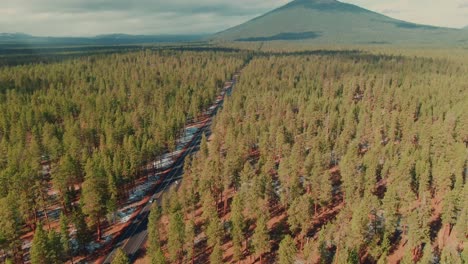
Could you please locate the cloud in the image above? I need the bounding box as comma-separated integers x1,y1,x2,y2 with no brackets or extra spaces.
0,0,289,36
342,0,468,28
381,9,401,15
0,0,466,36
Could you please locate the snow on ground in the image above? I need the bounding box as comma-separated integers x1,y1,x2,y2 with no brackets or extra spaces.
22,240,32,251
117,207,137,224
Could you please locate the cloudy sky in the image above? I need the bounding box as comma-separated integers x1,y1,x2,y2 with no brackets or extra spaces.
0,0,467,36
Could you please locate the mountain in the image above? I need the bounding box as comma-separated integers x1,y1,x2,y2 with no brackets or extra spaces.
0,33,206,46
214,0,468,45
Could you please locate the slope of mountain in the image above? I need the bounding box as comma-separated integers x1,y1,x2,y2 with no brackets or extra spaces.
214,0,467,45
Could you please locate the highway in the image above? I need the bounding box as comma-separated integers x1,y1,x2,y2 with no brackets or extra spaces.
101,74,238,264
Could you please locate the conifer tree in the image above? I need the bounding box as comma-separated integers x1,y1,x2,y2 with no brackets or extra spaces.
148,204,162,264
231,194,246,262
167,208,185,263
278,235,297,264
30,222,49,264
59,212,71,262
252,214,270,263
210,241,223,264
185,218,196,264
112,248,130,264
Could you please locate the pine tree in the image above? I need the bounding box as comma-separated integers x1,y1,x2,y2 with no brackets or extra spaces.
81,155,108,241
287,194,313,249
30,222,50,264
167,208,185,263
419,244,435,264
185,218,196,264
210,241,223,264
112,248,130,264
200,133,209,158
278,235,297,264
47,230,63,264
252,214,270,263
148,204,162,262
230,194,246,262
152,247,166,264
0,195,21,255
59,212,71,262
206,212,223,249
72,207,90,253
202,193,223,248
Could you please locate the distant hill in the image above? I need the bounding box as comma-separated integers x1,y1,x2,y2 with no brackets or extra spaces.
214,0,468,46
0,33,206,46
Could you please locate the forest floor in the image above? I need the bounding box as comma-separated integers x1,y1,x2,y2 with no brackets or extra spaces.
133,166,345,264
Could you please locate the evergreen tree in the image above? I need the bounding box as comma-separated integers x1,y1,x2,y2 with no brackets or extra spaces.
112,248,130,264
47,230,63,264
278,235,297,264
252,214,270,263
210,241,223,264
185,218,196,264
167,208,185,263
30,222,49,264
59,212,71,262
148,204,162,263
72,207,90,253
151,247,166,264
287,194,313,249
81,156,108,241
230,194,246,262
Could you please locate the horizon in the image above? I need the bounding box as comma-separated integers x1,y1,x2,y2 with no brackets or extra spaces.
0,0,467,37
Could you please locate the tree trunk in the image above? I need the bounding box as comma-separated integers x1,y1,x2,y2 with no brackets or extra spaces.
96,219,101,241
43,205,51,231
333,246,340,264
223,193,228,216
191,248,194,264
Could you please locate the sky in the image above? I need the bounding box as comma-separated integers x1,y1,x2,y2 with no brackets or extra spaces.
0,0,467,36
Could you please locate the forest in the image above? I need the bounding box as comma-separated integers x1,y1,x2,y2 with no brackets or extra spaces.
0,48,466,264
145,51,467,264
0,49,245,263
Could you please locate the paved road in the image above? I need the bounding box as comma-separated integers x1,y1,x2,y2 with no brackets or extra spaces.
102,76,237,264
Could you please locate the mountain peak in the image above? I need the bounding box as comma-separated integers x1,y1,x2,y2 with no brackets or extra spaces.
293,0,338,3
281,0,366,13
214,0,464,45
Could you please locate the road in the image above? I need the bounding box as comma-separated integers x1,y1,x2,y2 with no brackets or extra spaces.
101,74,238,264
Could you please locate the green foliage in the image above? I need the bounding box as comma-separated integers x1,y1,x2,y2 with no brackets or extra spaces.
72,207,90,253
252,214,270,260
287,194,313,240
208,241,222,264
278,235,297,264
0,49,244,254
167,208,185,262
148,204,163,263
178,51,468,263
111,248,130,264
151,247,166,264
30,223,49,264
59,213,71,261
347,248,359,264
230,194,246,262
